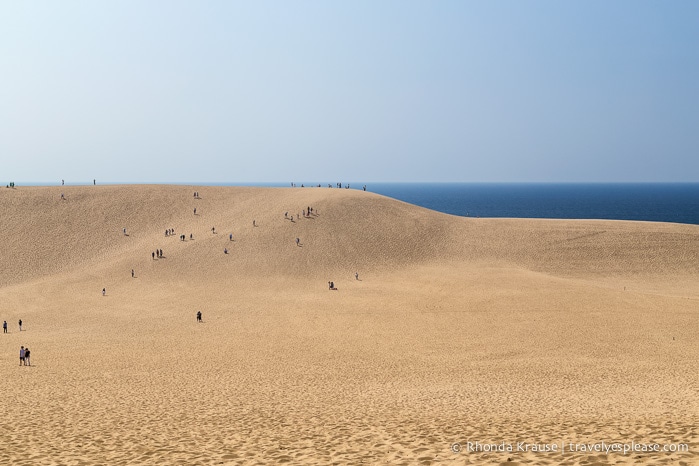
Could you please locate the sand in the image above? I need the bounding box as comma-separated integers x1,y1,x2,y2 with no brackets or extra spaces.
0,185,697,465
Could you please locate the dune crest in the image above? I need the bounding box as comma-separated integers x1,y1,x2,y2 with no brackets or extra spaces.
2,186,698,286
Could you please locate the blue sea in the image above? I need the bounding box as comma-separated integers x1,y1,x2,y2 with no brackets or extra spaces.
365,183,699,226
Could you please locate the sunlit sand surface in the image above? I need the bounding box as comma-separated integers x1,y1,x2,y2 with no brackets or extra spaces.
1,185,697,465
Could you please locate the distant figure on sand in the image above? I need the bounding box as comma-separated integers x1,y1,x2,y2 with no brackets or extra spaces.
131,269,135,278
2,320,6,333
19,346,25,366
60,193,65,200
197,311,202,323
296,237,300,246
18,319,22,331
152,251,155,260
355,272,359,280
253,220,256,227
24,347,30,366
212,227,216,234
194,208,197,215
224,248,228,254
229,233,233,241
102,288,106,296
123,227,127,235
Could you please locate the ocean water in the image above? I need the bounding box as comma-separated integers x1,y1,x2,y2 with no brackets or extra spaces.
366,183,699,226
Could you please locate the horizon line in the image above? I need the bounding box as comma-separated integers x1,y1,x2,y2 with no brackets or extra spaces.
6,181,699,187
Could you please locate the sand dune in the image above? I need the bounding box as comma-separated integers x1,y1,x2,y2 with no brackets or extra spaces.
0,185,697,465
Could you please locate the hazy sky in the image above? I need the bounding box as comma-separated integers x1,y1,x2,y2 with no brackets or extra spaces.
1,1,697,183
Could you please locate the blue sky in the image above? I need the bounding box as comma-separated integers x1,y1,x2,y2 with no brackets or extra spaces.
1,1,697,183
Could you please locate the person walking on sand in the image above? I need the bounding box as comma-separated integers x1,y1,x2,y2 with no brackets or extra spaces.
102,288,106,296
197,311,202,323
131,269,135,278
123,227,127,235
18,319,22,331
296,237,300,246
152,251,155,260
3,321,7,333
355,272,359,280
19,346,25,366
194,208,197,215
24,348,30,366
229,233,233,241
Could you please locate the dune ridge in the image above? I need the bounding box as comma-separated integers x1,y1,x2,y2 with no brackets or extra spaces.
0,185,697,465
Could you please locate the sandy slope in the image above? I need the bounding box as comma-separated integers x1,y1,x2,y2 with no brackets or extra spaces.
0,185,697,465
